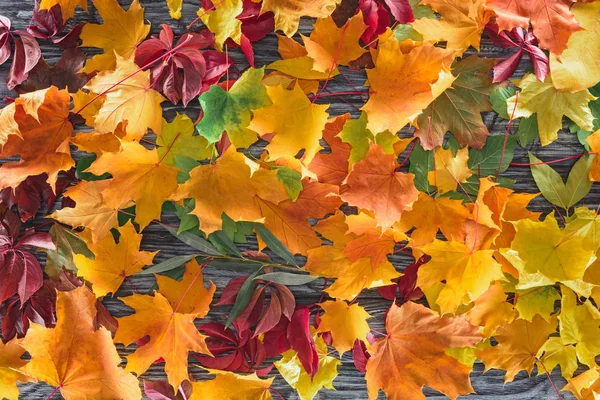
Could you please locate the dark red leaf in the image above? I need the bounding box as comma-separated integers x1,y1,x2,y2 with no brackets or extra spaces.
359,0,391,46
263,317,290,358
234,286,266,332
217,275,249,305
6,31,41,90
253,290,282,337
287,306,319,378
352,339,370,372
274,283,295,321
144,380,192,400
382,0,413,23
94,299,118,334
239,33,254,67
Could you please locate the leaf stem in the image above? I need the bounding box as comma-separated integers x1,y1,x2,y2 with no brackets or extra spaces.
44,386,61,400
312,22,350,103
536,357,563,400
173,257,213,314
509,152,595,167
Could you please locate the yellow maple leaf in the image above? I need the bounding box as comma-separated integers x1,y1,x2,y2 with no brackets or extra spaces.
587,130,600,182
39,0,87,20
157,113,214,167
366,301,482,400
274,331,341,400
0,340,35,400
563,367,600,399
23,287,141,399
412,0,492,54
85,141,181,230
563,207,600,251
199,0,243,49
79,0,150,72
171,147,288,234
427,146,474,193
84,55,165,140
49,180,123,243
304,13,367,72
419,239,504,314
466,281,515,337
261,0,341,37
362,38,455,134
190,370,274,400
507,73,594,145
114,292,211,390
166,0,183,19
74,222,156,297
248,84,329,165
477,315,557,382
549,2,600,92
316,299,371,355
155,257,216,316
540,336,578,380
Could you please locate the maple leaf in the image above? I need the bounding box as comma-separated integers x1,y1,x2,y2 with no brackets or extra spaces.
199,0,243,49
477,315,557,382
49,180,121,243
365,301,482,400
398,192,471,247
275,330,341,400
23,286,141,399
197,67,271,147
341,144,418,230
588,130,600,182
304,13,367,72
0,340,35,400
157,113,214,167
155,257,216,316
190,370,274,400
361,38,455,135
79,0,150,72
549,2,600,92
466,281,515,337
171,147,288,234
507,74,594,146
485,0,581,54
308,114,351,185
316,299,371,355
84,55,166,141
248,83,329,165
85,141,181,230
114,292,212,390
412,0,492,54
261,0,341,37
419,239,503,314
540,336,578,380
39,0,87,20
0,86,73,191
74,222,156,297
415,56,498,150
563,207,600,251
427,146,474,193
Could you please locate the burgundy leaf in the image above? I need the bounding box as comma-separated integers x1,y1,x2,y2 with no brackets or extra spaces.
239,33,254,67
287,306,319,378
253,290,282,337
17,252,44,303
144,380,192,400
382,0,414,23
94,299,118,334
7,31,41,90
217,275,249,305
274,283,295,321
234,286,266,332
359,0,391,46
16,230,55,250
263,317,290,358
352,339,370,372
492,50,523,83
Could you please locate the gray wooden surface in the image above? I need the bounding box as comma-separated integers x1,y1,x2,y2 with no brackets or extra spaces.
0,0,590,398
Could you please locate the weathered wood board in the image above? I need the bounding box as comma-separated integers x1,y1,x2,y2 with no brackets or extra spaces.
0,0,590,398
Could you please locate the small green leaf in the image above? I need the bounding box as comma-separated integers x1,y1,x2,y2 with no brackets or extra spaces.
138,254,194,275
529,153,569,209
393,24,423,41
226,269,262,328
276,166,303,201
468,135,517,176
165,226,220,256
409,141,435,194
209,230,243,257
255,272,317,285
338,111,372,165
564,155,594,208
517,115,539,147
117,205,136,226
254,223,298,267
76,155,111,181
490,86,516,119
174,155,200,183
174,199,199,234
44,224,94,278
208,258,264,272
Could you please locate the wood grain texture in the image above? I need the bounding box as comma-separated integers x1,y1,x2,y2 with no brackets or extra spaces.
0,0,589,398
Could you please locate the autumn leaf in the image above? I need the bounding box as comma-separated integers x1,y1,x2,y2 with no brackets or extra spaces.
0,86,73,191
342,144,418,229
362,38,455,135
39,0,87,20
171,147,288,234
74,222,156,297
197,67,270,147
158,113,214,167
427,146,474,193
507,74,594,145
190,370,274,400
316,299,371,355
308,114,352,185
199,0,243,49
412,0,492,54
275,330,341,400
79,0,150,72
549,2,600,92
83,55,166,141
366,301,482,400
477,315,557,382
114,292,211,390
415,56,498,150
85,141,181,230
248,83,329,165
155,257,216,316
466,281,515,337
23,286,141,399
261,0,341,37
0,340,35,400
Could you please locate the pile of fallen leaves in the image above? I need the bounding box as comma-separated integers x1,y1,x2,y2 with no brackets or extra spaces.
1,0,600,398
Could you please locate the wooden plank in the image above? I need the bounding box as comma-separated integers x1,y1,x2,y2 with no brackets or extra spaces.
0,0,587,398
